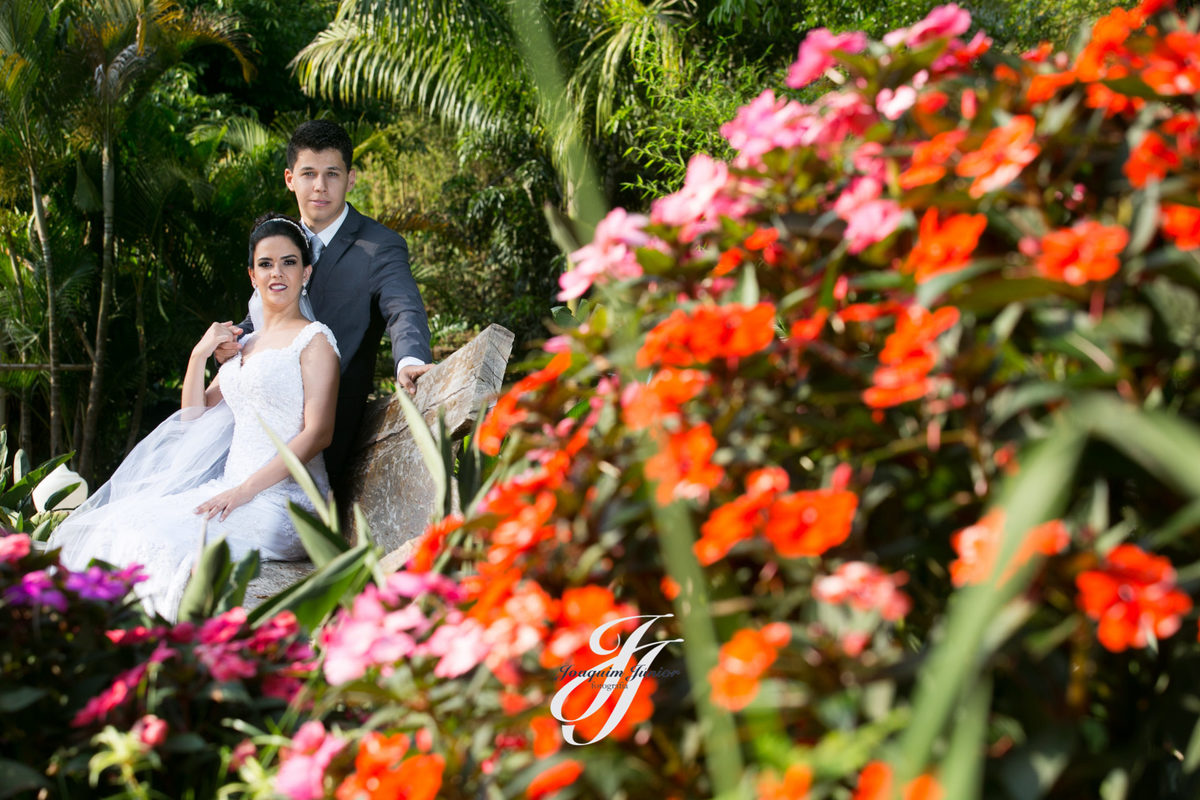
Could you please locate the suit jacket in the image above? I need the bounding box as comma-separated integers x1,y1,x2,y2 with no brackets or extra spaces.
242,203,431,481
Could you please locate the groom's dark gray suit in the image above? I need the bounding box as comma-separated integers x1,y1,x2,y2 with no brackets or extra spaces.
242,203,431,481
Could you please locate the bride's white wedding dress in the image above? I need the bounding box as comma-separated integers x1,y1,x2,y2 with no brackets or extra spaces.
51,321,339,621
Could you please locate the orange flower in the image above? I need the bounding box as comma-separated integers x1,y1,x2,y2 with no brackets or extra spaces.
757,763,814,800
955,115,1040,197
542,586,636,668
950,510,1070,587
899,130,966,189
407,514,463,572
1035,220,1128,285
530,716,562,757
1143,30,1200,96
1162,204,1200,250
477,352,573,455
695,467,789,564
1076,544,1193,652
637,303,777,368
337,734,445,800
621,368,709,431
745,226,780,250
1026,70,1076,103
863,306,959,408
765,489,857,558
852,762,944,800
903,209,987,282
1124,131,1180,188
714,248,745,276
644,423,725,505
527,759,585,799
708,625,790,711
1077,8,1141,82
880,306,960,364
555,669,657,742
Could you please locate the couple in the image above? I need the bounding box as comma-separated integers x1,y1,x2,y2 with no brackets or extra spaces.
50,121,432,621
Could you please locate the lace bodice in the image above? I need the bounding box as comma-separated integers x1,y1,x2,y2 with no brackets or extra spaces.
219,321,340,495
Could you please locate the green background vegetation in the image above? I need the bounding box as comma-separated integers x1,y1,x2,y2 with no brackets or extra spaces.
0,0,1124,484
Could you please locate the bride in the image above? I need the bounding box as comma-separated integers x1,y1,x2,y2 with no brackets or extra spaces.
50,213,340,621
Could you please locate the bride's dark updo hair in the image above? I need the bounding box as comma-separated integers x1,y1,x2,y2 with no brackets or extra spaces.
248,212,312,267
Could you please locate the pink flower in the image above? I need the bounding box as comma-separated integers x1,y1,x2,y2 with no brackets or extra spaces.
198,607,247,645
0,533,31,564
423,615,489,678
132,714,168,749
876,86,918,120
560,208,650,301
262,673,304,702
195,644,258,683
884,4,972,48
72,663,148,727
720,91,808,163
787,28,868,88
246,610,299,653
230,739,256,771
320,588,425,684
813,562,912,621
385,570,463,603
833,177,883,217
843,200,905,254
651,154,749,241
276,721,345,800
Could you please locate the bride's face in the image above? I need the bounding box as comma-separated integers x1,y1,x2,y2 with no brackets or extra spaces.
249,235,311,312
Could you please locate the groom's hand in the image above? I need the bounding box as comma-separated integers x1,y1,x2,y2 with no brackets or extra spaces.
397,363,433,396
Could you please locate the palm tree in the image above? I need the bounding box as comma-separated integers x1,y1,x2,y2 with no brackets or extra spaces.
0,0,72,456
291,0,691,226
69,0,253,479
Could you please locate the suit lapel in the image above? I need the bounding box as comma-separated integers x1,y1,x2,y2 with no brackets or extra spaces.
310,204,362,289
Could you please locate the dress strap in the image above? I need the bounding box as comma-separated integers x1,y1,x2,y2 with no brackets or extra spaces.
291,321,341,360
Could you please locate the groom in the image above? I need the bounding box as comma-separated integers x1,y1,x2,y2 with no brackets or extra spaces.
217,120,432,483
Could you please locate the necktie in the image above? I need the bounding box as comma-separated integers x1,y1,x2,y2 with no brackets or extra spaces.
309,234,324,264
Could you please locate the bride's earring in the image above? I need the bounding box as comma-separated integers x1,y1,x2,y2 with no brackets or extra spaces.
302,282,309,297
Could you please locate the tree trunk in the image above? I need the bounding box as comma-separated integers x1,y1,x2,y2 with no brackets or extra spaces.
18,387,32,457
79,131,116,480
27,167,61,456
124,275,147,456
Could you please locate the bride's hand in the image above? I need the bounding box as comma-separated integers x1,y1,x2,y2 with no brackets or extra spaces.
195,484,252,522
193,322,241,361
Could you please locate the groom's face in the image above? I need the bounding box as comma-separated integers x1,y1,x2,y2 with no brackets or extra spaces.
284,148,357,234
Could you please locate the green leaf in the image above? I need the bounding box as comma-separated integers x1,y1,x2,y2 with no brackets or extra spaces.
177,532,232,623
219,550,261,613
1127,180,1160,258
0,453,70,510
439,410,456,519
737,262,759,307
997,728,1074,799
287,503,348,568
259,414,332,527
0,686,47,712
246,542,373,631
0,759,48,797
395,388,448,518
41,482,80,512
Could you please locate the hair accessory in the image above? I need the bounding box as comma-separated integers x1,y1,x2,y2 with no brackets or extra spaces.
253,215,307,240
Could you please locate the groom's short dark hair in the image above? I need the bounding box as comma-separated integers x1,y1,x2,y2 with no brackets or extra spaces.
287,120,354,172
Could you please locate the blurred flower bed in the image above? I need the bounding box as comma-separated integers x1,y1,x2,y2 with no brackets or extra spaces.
7,1,1200,797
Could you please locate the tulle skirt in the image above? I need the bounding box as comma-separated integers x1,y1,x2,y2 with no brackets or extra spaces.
49,402,307,621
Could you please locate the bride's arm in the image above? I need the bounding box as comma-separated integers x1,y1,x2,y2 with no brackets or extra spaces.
195,333,339,521
183,322,238,410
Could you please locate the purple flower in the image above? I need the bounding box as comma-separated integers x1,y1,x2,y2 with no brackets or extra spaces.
65,565,144,603
6,570,67,613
